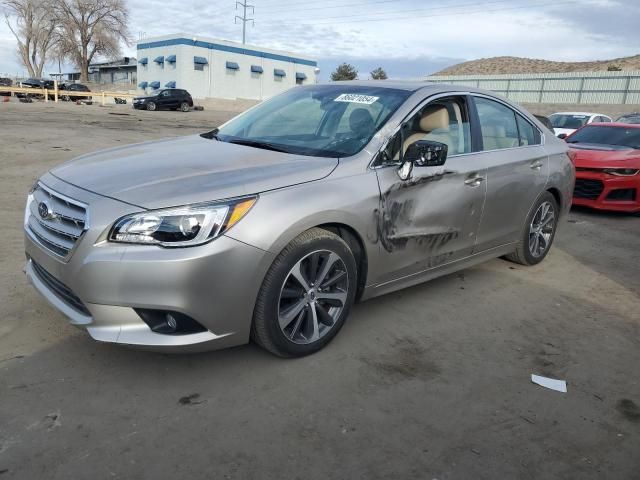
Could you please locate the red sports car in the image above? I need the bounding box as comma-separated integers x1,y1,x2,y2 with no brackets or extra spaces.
565,123,640,212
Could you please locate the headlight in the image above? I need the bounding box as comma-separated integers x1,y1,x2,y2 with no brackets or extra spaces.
602,168,639,176
108,197,256,247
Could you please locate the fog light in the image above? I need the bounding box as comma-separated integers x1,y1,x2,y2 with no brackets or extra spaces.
135,309,207,335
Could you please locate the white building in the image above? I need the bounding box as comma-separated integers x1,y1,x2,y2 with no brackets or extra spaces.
136,34,318,100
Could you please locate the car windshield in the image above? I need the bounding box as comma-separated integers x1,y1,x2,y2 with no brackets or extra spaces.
567,125,640,149
549,114,590,129
617,115,640,124
215,85,411,157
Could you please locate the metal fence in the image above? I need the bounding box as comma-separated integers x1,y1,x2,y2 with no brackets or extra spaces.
424,70,640,104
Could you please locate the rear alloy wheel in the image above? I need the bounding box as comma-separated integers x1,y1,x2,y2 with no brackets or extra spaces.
505,191,558,266
62,95,70,101
146,101,156,111
180,102,190,112
252,228,357,357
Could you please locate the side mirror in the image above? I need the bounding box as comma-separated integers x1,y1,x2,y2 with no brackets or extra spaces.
557,133,568,140
397,140,448,181
405,140,448,167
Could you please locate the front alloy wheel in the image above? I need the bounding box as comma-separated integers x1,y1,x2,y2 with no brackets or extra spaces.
146,101,156,111
252,228,357,357
278,250,349,344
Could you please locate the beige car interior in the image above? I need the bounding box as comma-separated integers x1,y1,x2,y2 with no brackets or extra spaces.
396,101,468,160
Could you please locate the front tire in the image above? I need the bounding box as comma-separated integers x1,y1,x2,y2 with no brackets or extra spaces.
505,191,559,266
146,101,156,111
252,228,357,357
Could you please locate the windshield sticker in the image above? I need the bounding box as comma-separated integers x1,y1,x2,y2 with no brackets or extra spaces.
334,93,379,105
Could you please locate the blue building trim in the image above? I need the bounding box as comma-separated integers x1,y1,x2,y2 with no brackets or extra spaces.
165,81,176,88
226,61,240,70
138,57,148,65
251,65,263,73
138,38,317,67
149,81,160,89
274,69,286,77
154,56,164,64
193,56,208,65
165,55,176,63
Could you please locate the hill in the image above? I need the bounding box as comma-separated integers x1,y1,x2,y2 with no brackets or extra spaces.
434,55,640,76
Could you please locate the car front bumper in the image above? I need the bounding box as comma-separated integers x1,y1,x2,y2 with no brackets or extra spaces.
24,174,275,352
573,170,640,213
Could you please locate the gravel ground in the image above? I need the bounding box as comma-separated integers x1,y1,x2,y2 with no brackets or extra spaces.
1,100,639,480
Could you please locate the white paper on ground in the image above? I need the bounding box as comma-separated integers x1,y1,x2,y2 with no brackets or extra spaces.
531,374,567,393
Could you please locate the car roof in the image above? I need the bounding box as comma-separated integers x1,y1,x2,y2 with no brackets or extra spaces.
551,112,607,116
588,122,640,129
318,80,518,97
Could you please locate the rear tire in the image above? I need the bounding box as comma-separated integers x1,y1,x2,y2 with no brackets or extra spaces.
252,228,357,357
146,101,156,111
505,191,559,266
180,102,190,112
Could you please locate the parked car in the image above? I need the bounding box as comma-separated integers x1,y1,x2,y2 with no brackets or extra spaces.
549,112,612,138
133,88,193,111
59,83,92,101
0,77,12,96
534,114,554,131
16,78,55,99
616,112,640,125
566,122,640,212
24,82,574,356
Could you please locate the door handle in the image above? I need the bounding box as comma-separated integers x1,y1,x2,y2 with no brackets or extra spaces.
464,175,485,187
530,160,544,170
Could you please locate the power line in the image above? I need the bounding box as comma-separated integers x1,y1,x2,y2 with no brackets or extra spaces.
235,1,255,44
258,0,578,26
260,0,518,18
262,0,408,14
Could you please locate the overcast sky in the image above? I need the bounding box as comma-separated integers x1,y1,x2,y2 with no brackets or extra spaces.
1,0,639,79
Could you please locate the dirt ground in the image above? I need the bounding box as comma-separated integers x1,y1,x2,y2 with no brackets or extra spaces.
0,100,639,480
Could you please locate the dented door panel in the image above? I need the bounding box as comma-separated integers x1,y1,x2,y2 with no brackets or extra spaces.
371,157,486,285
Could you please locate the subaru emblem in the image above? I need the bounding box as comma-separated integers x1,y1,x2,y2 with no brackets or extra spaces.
38,201,54,220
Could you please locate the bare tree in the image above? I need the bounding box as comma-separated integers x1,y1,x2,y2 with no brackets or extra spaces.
2,0,58,77
53,0,130,81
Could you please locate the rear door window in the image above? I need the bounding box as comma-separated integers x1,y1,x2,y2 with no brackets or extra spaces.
474,97,520,151
516,115,541,146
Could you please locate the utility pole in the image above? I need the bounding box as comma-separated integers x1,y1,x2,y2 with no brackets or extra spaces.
235,1,254,44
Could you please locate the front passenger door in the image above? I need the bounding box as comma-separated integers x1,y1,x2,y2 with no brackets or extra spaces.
372,95,487,285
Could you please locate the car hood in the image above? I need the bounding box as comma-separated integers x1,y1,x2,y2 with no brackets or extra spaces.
553,127,577,136
568,144,640,169
133,95,156,101
50,135,339,209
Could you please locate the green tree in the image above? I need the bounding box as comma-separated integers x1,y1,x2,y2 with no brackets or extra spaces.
330,63,358,81
370,67,388,80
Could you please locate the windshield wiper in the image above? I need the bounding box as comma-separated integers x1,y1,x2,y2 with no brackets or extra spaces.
227,138,291,153
200,128,220,140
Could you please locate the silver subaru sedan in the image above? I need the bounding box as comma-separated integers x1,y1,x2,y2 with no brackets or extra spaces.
24,82,574,357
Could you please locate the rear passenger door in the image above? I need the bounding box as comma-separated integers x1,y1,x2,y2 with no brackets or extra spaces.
471,95,548,252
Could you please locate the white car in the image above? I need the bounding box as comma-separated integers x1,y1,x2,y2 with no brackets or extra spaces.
549,112,612,138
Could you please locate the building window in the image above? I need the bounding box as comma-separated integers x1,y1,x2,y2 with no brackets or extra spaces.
274,69,286,78
296,72,307,85
226,61,239,70
194,64,204,71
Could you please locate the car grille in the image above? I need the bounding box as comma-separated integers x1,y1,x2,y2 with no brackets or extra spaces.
573,179,604,200
31,260,90,315
27,183,88,259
